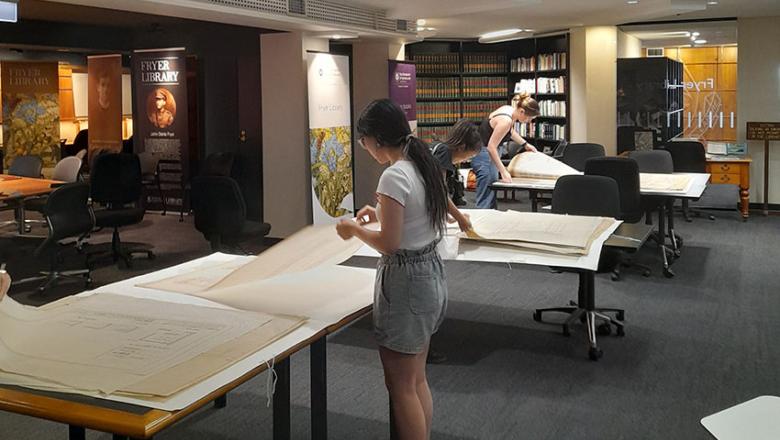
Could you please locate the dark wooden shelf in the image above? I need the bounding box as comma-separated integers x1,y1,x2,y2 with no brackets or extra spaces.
508,71,536,75
536,115,567,120
418,122,458,127
416,97,461,102
461,72,508,76
416,73,461,77
462,96,508,101
536,69,568,75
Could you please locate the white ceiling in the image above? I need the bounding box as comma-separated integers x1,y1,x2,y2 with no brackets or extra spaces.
620,20,738,48
346,0,780,39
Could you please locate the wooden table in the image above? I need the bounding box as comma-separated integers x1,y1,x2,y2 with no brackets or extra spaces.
705,156,752,220
1,174,60,234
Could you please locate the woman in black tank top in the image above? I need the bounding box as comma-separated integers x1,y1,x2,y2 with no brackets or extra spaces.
471,93,540,209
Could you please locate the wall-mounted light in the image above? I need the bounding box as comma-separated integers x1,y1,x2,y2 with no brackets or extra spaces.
0,0,18,23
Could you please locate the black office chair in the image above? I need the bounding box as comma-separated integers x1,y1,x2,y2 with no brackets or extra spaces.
25,156,84,229
90,153,154,267
628,150,678,277
180,152,237,222
191,176,270,253
663,141,716,222
11,182,94,293
585,157,653,280
9,155,43,178
138,152,167,215
533,175,626,342
560,143,605,171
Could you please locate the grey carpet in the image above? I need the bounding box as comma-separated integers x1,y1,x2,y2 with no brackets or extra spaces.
0,191,778,439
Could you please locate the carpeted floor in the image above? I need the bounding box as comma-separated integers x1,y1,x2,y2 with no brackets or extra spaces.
0,192,778,439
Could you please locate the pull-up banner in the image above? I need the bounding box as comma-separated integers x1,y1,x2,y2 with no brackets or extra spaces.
388,60,417,133
87,54,123,160
132,48,189,210
1,61,60,171
306,52,354,224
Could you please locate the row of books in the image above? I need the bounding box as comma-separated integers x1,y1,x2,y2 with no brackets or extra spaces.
417,77,460,99
463,53,507,73
538,53,567,71
463,100,506,121
412,53,459,74
418,126,451,143
418,101,461,124
510,56,535,72
463,77,507,98
538,100,567,118
537,76,566,94
517,122,567,141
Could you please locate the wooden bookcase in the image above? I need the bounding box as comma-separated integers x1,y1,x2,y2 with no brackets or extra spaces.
406,34,570,151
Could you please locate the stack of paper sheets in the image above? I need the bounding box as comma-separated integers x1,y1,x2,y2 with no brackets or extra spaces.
507,152,580,180
462,210,616,255
639,173,692,192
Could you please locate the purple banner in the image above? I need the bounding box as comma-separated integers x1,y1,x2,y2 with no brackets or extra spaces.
389,61,417,129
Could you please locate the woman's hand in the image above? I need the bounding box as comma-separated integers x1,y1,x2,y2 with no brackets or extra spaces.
336,219,358,240
525,143,538,153
500,168,513,183
355,205,377,225
457,213,472,232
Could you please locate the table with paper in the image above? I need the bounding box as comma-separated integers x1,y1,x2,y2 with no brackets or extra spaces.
0,225,376,412
494,151,702,197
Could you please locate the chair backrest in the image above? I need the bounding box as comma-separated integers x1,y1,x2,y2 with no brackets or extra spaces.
552,175,620,218
90,153,143,205
191,176,246,238
73,130,89,149
9,155,43,178
42,182,94,246
51,156,83,183
201,152,235,177
663,141,706,173
561,143,605,171
617,126,637,155
584,156,643,223
137,151,159,177
628,150,674,174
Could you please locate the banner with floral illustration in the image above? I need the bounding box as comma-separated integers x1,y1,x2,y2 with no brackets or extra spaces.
306,52,353,224
1,61,60,171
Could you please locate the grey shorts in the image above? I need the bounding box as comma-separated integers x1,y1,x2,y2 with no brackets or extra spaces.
373,241,448,354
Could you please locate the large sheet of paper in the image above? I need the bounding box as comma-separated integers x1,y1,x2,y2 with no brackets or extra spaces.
639,173,692,193
0,293,304,397
191,265,375,326
507,152,579,180
465,210,607,249
137,225,364,293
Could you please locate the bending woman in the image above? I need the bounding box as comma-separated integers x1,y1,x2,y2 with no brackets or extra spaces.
337,99,449,439
471,93,540,209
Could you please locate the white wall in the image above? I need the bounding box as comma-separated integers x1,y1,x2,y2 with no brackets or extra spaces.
617,30,642,59
570,26,619,155
737,16,780,204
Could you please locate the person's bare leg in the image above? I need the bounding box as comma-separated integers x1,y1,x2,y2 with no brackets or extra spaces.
415,344,433,438
380,346,427,440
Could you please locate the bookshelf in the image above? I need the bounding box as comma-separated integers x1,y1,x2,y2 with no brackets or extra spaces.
408,35,570,149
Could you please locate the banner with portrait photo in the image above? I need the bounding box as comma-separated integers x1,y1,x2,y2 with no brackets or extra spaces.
87,54,123,161
1,61,60,171
132,48,189,210
388,60,417,133
306,52,354,224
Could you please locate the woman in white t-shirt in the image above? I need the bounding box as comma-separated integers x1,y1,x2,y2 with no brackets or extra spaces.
336,99,449,440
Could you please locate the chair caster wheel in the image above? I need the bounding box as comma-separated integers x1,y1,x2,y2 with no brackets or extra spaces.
597,323,611,336
568,300,578,307
616,326,625,337
610,272,620,281
616,311,625,321
663,267,675,278
588,347,603,361
674,249,682,258
533,311,542,322
562,326,571,337
675,235,684,248
642,270,651,277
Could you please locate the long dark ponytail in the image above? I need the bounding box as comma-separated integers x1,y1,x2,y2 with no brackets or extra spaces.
357,99,448,235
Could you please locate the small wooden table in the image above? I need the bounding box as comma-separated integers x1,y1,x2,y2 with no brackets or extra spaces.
705,156,752,220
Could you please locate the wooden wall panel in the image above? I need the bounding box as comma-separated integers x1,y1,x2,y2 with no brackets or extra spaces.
679,47,719,64
720,46,738,63
718,63,738,91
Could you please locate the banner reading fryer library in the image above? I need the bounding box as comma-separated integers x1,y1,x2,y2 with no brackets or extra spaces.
306,52,354,224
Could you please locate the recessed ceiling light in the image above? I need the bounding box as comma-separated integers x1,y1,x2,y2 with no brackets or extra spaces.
627,0,639,4
416,19,426,26
692,31,700,37
684,32,691,37
694,39,707,44
524,29,534,32
707,0,718,4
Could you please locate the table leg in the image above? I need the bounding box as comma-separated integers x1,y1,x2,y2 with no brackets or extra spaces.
740,185,750,221
273,357,291,440
764,139,770,216
69,425,85,440
529,190,538,212
311,337,327,440
17,201,26,235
